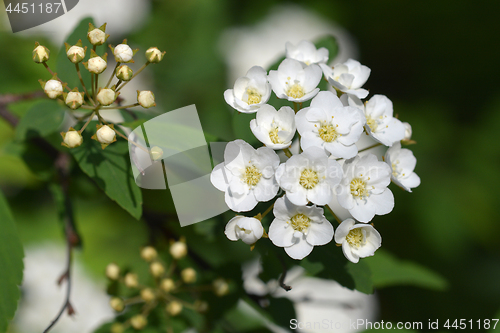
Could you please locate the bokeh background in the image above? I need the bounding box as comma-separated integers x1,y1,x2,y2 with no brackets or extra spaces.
1,0,500,332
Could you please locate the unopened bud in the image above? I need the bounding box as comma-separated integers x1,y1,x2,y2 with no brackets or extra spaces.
140,246,157,262
145,47,165,63
106,263,120,280
137,90,155,108
403,122,412,141
150,146,163,161
110,323,125,333
213,278,229,296
96,125,116,144
87,56,107,74
130,314,147,330
109,297,124,312
160,278,175,292
87,23,109,45
113,44,134,63
65,91,84,109
150,262,165,277
33,43,50,63
169,241,187,259
42,79,63,99
140,288,156,302
124,273,139,288
116,64,133,81
67,45,85,64
61,128,83,148
166,301,183,316
97,88,118,106
181,268,196,284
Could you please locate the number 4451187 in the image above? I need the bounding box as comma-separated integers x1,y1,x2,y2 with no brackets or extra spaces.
5,2,61,14
444,319,498,330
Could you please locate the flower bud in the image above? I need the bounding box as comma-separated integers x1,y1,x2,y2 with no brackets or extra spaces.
109,297,124,312
403,122,412,141
169,241,187,259
213,278,229,296
87,55,107,74
33,43,50,63
140,246,157,262
67,45,86,64
150,262,165,277
166,301,183,316
96,125,116,144
87,23,109,45
97,88,118,106
140,288,156,302
106,263,120,280
124,272,139,288
116,64,133,81
110,323,125,333
160,278,175,292
61,128,83,148
65,91,84,109
42,79,63,99
130,315,147,330
181,268,196,284
114,44,134,63
145,47,165,63
150,146,163,161
137,90,155,108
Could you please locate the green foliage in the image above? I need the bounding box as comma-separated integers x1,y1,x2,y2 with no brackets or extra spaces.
0,191,24,332
15,100,66,141
364,249,448,290
71,122,142,220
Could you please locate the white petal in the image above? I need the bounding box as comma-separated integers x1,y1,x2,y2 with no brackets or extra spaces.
334,218,355,243
269,218,295,247
284,237,314,260
306,220,334,246
342,241,359,263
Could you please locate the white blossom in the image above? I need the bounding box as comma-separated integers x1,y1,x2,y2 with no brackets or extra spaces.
96,125,116,144
44,80,63,99
87,56,107,74
285,40,329,66
211,140,280,212
334,218,381,263
296,91,364,159
137,90,156,108
250,104,296,149
384,142,420,192
349,94,406,147
225,216,264,245
96,88,117,106
114,44,134,63
275,147,342,206
320,59,370,99
88,28,106,45
336,154,394,222
402,122,412,141
269,196,333,260
224,66,271,113
268,58,322,103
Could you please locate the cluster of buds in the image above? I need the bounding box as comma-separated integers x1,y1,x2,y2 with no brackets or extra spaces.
32,23,164,152
104,239,228,331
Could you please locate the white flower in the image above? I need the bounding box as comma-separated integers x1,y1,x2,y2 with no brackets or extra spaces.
97,88,118,106
96,125,116,144
320,59,370,99
349,94,406,147
137,90,156,108
335,218,381,263
269,196,333,260
337,154,394,222
211,140,280,212
114,44,134,62
275,147,342,206
285,40,329,66
44,80,63,99
296,91,364,159
225,216,264,245
384,142,420,192
88,56,107,74
67,45,85,63
250,105,296,149
268,58,322,103
224,66,271,113
402,122,412,141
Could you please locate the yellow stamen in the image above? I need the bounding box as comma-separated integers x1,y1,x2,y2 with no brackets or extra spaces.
346,228,364,247
243,165,261,187
350,177,369,198
299,169,319,190
286,83,305,99
290,214,311,232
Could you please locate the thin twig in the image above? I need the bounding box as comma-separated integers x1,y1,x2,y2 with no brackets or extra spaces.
277,254,292,291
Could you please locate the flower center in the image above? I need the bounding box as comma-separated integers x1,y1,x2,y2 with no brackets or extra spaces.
243,165,262,187
350,177,369,198
286,83,305,99
268,127,282,144
318,124,339,142
346,228,364,247
290,213,311,232
366,115,378,132
246,88,262,105
299,169,319,190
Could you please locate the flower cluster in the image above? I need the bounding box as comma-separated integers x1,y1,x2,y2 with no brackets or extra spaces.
212,40,420,262
33,23,163,152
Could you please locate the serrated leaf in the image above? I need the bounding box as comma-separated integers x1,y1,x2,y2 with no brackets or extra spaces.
0,191,24,332
15,100,66,141
71,123,142,219
364,249,448,291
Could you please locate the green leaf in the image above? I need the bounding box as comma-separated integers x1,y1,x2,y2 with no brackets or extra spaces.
364,249,448,290
15,100,66,141
0,191,24,332
70,123,142,219
57,17,95,91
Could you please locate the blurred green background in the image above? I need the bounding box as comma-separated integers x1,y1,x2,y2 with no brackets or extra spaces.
1,0,500,331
